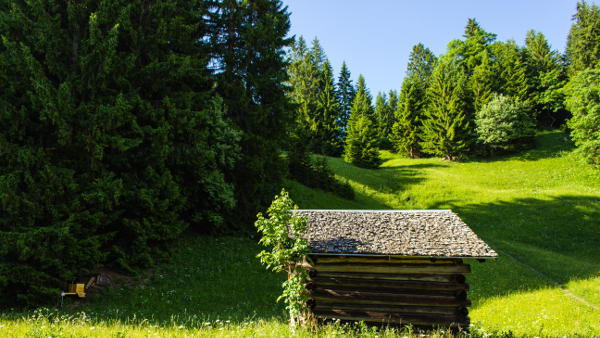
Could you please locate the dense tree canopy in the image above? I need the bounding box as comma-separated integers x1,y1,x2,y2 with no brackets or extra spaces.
0,0,292,307
566,1,600,77
564,69,600,165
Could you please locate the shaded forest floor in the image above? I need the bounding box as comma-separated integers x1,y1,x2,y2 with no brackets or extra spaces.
1,129,599,337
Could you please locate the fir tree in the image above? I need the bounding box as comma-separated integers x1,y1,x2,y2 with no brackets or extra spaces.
470,49,496,113
564,68,600,165
390,43,436,158
353,74,374,120
446,18,497,129
376,90,396,138
495,40,530,104
392,77,427,157
336,61,356,138
344,75,380,168
375,92,388,137
0,0,239,307
213,0,294,231
524,30,568,126
420,57,470,158
566,1,600,77
315,58,342,156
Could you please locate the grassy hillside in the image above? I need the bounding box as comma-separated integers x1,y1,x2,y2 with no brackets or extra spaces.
1,129,599,337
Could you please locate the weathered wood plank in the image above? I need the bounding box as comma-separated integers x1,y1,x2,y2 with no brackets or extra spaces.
299,263,471,275
314,272,466,284
312,302,469,317
306,284,466,298
310,289,471,307
312,309,470,326
310,277,469,291
310,256,463,265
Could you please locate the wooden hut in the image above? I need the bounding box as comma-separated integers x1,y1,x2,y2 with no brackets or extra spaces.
291,209,497,331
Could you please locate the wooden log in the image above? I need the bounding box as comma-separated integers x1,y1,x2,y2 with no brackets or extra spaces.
312,301,469,317
454,289,467,301
298,263,471,275
312,309,470,326
315,271,467,284
310,288,472,307
310,277,469,291
307,285,462,298
310,255,463,265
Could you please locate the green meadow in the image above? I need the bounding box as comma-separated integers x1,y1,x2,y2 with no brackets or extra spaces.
1,129,599,337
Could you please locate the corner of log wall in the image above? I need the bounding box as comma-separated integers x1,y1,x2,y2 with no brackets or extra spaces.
298,255,472,331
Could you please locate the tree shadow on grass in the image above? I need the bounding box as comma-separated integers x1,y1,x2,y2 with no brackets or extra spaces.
334,162,451,195
450,194,600,306
468,130,576,164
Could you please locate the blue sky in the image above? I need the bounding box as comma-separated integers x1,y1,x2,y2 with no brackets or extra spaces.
281,0,583,99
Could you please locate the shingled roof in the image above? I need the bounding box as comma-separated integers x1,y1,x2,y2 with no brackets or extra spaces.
292,209,497,259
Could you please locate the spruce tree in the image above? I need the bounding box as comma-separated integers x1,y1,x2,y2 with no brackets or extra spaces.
495,40,530,104
213,0,294,231
392,78,427,157
470,49,496,113
344,75,380,168
524,30,568,126
336,61,356,139
315,58,342,156
375,92,388,137
353,74,375,120
566,1,600,77
420,57,470,158
390,43,436,158
564,68,600,165
447,18,497,130
376,91,396,139
0,0,239,307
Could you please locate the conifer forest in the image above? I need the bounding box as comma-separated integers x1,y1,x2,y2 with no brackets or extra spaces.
1,2,600,335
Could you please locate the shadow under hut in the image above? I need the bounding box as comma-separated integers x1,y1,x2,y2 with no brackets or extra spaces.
291,209,497,331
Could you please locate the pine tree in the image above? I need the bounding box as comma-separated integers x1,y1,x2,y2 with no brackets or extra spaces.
420,57,470,158
0,0,239,306
566,1,600,77
344,75,380,168
336,61,356,139
390,43,436,158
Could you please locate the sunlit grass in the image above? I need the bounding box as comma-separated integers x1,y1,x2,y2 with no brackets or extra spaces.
290,130,600,337
2,130,599,337
471,287,600,337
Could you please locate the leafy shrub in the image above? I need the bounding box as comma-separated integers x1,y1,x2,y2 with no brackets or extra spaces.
255,189,310,323
475,93,536,155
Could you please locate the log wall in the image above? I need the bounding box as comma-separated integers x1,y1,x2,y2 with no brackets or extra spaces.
300,255,471,330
